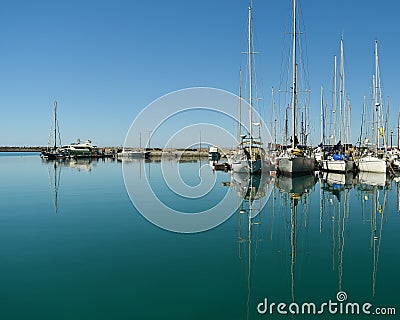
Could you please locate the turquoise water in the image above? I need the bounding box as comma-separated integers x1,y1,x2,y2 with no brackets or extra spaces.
0,153,399,319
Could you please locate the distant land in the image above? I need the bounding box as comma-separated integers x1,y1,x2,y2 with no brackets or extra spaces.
0,146,44,152
0,146,123,152
0,146,224,157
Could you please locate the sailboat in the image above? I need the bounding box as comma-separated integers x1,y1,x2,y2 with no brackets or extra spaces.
321,37,354,173
41,101,67,160
277,0,315,175
230,4,262,175
117,132,150,159
357,40,388,173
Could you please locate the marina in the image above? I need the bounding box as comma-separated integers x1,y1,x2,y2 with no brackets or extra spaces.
2,0,400,318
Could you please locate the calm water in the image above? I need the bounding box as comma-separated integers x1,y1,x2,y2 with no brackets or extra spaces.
0,153,399,319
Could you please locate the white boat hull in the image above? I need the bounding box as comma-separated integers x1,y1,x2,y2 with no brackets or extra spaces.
314,151,324,163
231,159,262,174
278,156,315,175
321,160,354,172
117,151,150,159
357,156,387,173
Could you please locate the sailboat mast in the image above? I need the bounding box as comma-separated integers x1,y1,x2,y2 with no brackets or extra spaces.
272,86,277,149
53,101,57,151
347,97,351,147
375,40,380,150
248,4,253,158
398,111,400,149
238,69,243,142
360,95,365,146
291,0,297,149
386,97,390,149
333,56,337,145
320,86,324,144
339,37,344,146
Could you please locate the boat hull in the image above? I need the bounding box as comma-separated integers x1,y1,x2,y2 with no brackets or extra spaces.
321,160,354,173
231,159,262,174
40,150,67,160
117,151,150,159
357,156,387,173
67,149,96,158
278,156,315,175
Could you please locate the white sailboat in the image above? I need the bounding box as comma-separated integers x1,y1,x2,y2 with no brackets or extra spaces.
277,0,315,175
358,155,386,173
357,40,388,173
41,101,67,160
321,37,354,173
117,133,150,159
230,4,262,175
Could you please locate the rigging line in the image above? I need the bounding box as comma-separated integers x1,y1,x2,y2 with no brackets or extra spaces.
57,121,62,147
47,123,53,149
296,1,311,90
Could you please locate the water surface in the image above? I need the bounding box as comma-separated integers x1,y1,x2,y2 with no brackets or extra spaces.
0,154,399,319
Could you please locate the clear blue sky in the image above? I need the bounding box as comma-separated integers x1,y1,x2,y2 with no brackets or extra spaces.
1,0,400,147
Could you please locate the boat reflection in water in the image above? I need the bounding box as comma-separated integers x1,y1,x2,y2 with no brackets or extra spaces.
357,172,388,297
274,173,317,302
321,171,356,188
320,171,351,293
228,170,273,318
321,169,390,297
233,171,318,310
275,173,318,196
357,171,389,188
42,158,115,213
231,173,272,213
320,172,355,202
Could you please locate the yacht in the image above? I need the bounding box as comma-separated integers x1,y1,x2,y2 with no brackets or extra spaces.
59,139,98,158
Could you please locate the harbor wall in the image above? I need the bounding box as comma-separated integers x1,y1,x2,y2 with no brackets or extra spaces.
0,146,230,159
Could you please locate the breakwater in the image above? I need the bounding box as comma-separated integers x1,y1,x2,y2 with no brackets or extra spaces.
0,146,229,159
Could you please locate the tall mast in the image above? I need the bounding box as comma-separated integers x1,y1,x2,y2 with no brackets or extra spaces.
248,4,253,158
320,86,324,144
291,0,297,149
272,86,277,149
398,111,400,149
360,95,366,146
372,75,376,151
386,97,390,149
347,97,351,147
238,69,243,142
284,105,289,147
333,55,337,144
375,40,380,150
339,37,344,145
53,101,57,151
